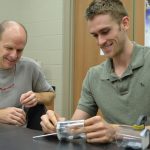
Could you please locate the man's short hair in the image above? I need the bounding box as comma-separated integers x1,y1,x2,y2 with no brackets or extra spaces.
0,20,27,40
85,0,128,24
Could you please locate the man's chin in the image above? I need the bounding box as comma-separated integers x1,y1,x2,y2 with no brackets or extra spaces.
3,64,16,69
104,53,114,58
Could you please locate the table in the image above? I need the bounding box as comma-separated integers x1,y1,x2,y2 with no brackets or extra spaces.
0,124,122,150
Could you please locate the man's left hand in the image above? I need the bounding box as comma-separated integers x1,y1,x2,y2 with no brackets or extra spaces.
84,116,117,143
20,91,38,107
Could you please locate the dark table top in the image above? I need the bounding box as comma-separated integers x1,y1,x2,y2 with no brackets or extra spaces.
0,124,123,150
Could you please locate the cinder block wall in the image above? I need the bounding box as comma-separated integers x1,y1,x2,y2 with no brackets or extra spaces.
0,0,65,115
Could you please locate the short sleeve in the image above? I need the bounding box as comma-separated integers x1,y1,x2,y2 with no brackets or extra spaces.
77,69,98,116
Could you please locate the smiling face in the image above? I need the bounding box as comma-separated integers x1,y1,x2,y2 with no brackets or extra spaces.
0,25,27,69
88,14,129,58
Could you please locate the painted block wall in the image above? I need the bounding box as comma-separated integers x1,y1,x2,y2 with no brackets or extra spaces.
0,0,64,114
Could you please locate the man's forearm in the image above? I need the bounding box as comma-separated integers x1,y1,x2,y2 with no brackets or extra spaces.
35,92,55,109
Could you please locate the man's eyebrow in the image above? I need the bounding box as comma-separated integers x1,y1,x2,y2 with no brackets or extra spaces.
90,27,110,35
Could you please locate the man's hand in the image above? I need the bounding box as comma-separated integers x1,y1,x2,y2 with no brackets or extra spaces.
40,110,65,133
20,91,38,108
0,107,26,126
84,116,117,143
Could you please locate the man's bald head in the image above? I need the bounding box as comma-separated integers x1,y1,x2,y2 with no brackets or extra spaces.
0,20,27,42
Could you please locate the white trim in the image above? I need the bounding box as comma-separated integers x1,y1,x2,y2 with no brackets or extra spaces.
62,0,74,118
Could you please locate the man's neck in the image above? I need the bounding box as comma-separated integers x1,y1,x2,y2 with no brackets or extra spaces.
112,41,134,77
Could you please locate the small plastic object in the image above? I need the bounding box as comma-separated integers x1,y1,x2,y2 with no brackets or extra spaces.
56,120,86,141
116,126,150,149
116,115,150,150
132,115,147,131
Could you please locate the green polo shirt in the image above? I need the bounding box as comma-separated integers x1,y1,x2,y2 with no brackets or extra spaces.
77,43,150,125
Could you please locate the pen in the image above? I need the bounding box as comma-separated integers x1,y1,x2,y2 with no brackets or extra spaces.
32,133,57,139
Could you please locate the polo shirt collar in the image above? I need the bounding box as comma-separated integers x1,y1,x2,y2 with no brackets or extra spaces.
100,43,144,81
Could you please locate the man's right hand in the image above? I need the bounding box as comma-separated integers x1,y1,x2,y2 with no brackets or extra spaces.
0,107,26,126
40,110,65,133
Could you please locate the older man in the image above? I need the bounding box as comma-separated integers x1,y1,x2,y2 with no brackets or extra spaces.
0,20,55,126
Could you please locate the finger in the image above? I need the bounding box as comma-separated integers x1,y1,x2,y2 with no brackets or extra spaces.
40,121,54,134
47,110,58,126
21,94,36,104
15,108,26,118
41,114,56,132
84,116,102,126
23,98,37,107
24,103,37,108
87,136,112,143
86,128,115,143
20,91,32,102
11,115,25,126
40,121,49,133
13,109,26,123
9,118,22,126
20,94,27,103
85,123,106,134
86,130,105,139
12,112,26,124
68,126,85,135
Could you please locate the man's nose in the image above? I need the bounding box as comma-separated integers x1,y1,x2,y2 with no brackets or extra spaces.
10,50,18,58
97,35,106,46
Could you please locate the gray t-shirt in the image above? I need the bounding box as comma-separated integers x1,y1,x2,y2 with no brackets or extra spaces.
0,57,53,108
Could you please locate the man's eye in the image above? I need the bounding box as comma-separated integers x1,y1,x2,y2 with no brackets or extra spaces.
92,34,98,38
17,49,23,53
6,47,13,50
101,30,110,35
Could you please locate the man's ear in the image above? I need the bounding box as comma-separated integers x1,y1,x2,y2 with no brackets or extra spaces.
121,16,129,31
